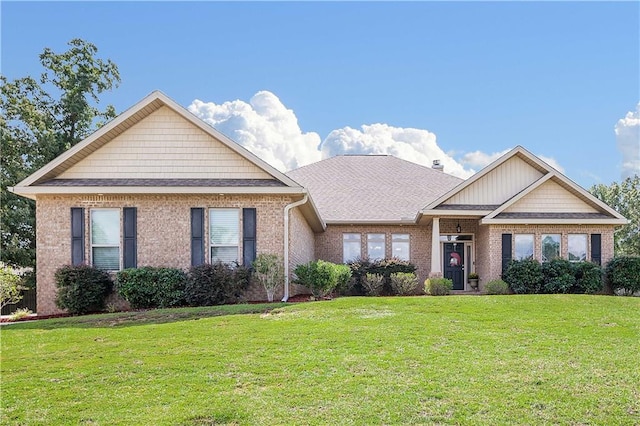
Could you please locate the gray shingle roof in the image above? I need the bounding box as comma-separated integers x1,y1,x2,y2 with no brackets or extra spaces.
39,178,286,187
286,155,463,222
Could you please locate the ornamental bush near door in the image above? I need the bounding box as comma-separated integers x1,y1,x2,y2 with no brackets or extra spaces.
605,256,640,296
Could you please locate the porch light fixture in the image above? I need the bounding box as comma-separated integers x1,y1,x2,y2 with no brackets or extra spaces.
456,221,461,233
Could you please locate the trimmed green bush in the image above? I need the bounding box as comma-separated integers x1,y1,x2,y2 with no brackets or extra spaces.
185,262,250,306
574,262,603,294
348,257,417,295
334,264,353,295
503,259,543,294
605,256,640,296
485,279,509,295
294,260,339,298
362,273,385,296
116,267,187,309
54,264,112,314
390,272,418,295
542,258,576,294
424,277,453,296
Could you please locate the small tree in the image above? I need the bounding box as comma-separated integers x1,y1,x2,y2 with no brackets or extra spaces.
252,254,284,302
1,266,25,310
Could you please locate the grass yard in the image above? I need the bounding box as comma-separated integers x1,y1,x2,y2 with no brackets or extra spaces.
2,295,639,425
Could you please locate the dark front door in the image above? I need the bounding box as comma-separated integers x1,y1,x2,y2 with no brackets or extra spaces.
444,242,465,290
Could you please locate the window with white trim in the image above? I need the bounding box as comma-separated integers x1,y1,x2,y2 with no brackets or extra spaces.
210,208,240,264
391,234,410,261
541,234,561,262
367,233,385,260
514,234,534,260
343,233,361,263
91,209,121,271
568,234,587,262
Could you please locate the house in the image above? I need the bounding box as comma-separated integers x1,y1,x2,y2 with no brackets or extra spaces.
10,91,627,315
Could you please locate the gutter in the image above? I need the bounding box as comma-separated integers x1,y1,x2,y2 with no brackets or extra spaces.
282,194,308,302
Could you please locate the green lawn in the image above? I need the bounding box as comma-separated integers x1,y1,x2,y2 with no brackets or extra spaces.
2,295,639,425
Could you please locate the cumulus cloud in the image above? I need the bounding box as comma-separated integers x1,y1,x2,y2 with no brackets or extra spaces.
615,103,640,179
188,91,322,171
320,124,474,178
188,90,565,180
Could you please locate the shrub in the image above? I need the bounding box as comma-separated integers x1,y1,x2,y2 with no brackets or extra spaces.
503,259,543,294
390,272,418,296
294,260,339,298
185,262,250,306
348,257,417,295
1,266,25,310
605,256,640,296
252,253,284,302
574,262,603,294
54,264,112,314
10,307,32,321
485,279,509,295
116,267,187,309
542,258,576,294
334,264,353,295
424,277,453,296
362,273,385,296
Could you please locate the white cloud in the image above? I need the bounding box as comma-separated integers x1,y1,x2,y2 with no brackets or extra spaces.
615,103,640,179
188,91,322,172
320,123,475,178
188,90,565,180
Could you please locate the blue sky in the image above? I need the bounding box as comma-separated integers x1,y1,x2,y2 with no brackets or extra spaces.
2,1,639,187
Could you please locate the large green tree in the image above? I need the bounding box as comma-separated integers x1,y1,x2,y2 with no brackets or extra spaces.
1,39,120,268
590,175,640,256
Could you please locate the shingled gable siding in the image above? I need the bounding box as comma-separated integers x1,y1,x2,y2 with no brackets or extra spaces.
35,194,296,315
480,225,615,290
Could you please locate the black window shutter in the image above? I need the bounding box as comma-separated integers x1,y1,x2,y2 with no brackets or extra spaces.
243,208,257,267
191,208,205,266
71,208,85,265
123,207,137,269
591,234,602,265
501,233,512,274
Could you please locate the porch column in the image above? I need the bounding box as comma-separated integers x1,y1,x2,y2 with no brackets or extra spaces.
431,217,441,275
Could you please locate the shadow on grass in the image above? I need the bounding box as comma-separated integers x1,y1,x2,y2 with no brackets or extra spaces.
0,302,289,330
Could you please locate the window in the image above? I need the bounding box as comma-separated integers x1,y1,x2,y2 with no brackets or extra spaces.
568,234,587,262
392,234,410,261
367,233,385,260
541,234,561,262
514,234,534,260
343,233,361,263
210,208,239,263
91,209,120,271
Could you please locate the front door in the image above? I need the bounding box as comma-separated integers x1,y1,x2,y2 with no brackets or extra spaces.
443,242,465,290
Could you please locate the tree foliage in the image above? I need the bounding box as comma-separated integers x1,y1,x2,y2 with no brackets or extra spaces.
1,39,120,268
589,175,640,256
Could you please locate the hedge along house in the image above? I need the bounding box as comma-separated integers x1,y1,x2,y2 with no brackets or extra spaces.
11,91,627,315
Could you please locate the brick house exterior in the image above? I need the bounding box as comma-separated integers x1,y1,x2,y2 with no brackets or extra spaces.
11,91,626,315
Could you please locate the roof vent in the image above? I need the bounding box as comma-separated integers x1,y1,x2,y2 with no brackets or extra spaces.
432,160,444,171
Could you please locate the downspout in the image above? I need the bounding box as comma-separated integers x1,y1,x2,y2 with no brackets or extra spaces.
282,194,308,302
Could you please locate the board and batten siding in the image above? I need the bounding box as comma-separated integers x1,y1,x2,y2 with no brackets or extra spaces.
503,179,599,213
58,106,272,180
445,156,544,205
